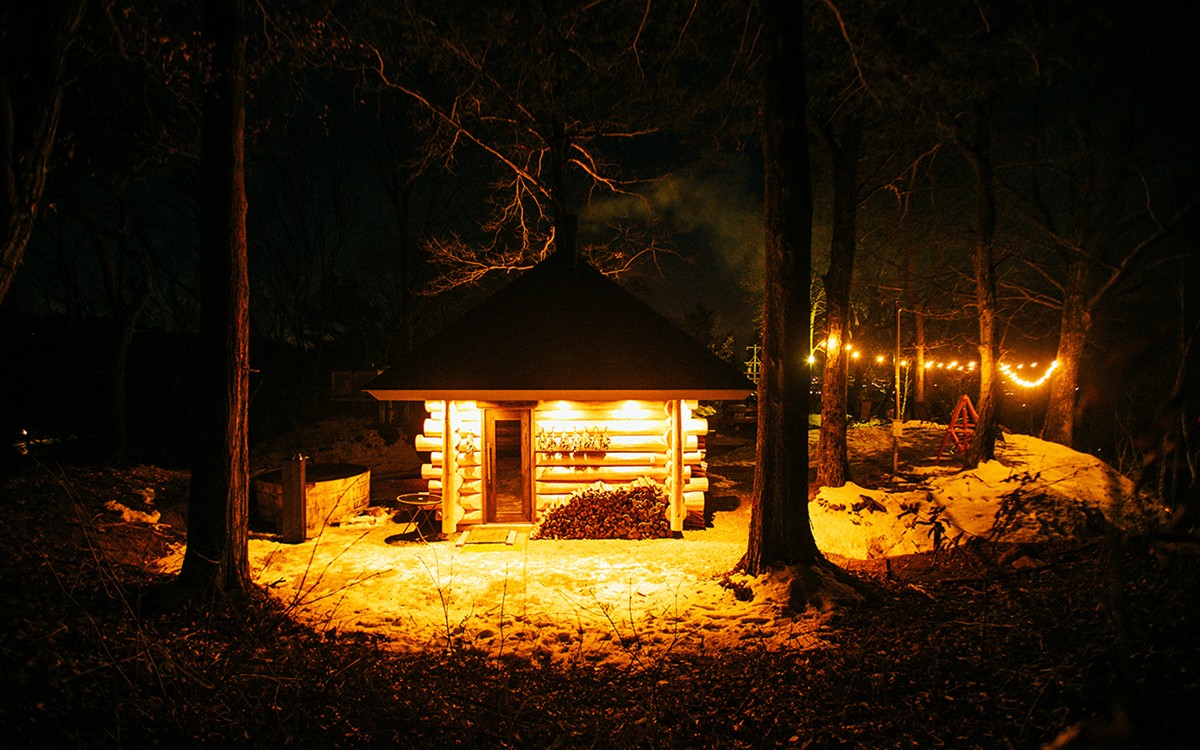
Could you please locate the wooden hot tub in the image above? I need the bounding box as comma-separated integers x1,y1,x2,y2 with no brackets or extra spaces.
251,462,370,538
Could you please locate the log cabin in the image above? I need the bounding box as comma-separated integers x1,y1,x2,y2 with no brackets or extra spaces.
364,243,752,535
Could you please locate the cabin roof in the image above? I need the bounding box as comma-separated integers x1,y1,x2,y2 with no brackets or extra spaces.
365,250,754,401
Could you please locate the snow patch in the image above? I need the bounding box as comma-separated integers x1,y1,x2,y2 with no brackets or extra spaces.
811,433,1165,559
103,500,161,525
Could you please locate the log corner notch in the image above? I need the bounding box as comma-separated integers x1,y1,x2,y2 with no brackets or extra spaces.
668,398,687,533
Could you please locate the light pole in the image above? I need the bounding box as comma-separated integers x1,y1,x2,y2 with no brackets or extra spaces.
892,302,902,473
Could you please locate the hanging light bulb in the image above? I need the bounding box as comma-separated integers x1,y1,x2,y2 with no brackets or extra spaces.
999,360,1060,388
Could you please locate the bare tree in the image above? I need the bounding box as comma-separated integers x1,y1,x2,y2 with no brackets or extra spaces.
958,109,1003,464
320,0,734,287
339,92,455,354
807,0,946,483
814,117,861,487
870,0,1044,465
0,0,87,303
808,0,878,485
1011,11,1200,447
249,121,363,415
67,183,154,463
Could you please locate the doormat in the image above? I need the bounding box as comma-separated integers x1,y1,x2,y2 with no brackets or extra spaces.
456,528,517,547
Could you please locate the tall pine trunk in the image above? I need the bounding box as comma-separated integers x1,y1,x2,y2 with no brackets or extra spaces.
181,0,250,595
1042,257,1090,446
816,119,861,488
745,0,822,574
962,116,1001,466
914,304,927,406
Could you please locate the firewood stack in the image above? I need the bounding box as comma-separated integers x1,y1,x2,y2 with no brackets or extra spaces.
531,479,673,540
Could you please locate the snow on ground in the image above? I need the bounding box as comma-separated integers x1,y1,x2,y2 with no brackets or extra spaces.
235,483,851,668
152,421,1164,667
810,428,1164,560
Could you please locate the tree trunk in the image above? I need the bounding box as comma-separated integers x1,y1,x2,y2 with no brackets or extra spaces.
1042,257,1091,446
961,116,1001,466
73,186,154,464
915,304,926,406
107,264,152,464
0,1,86,304
106,273,152,464
181,0,250,596
745,0,822,575
817,119,861,488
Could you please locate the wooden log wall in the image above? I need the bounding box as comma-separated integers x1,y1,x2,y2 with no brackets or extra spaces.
531,400,707,525
421,400,483,526
415,399,709,529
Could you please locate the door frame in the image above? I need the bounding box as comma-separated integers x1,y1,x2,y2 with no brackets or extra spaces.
482,407,532,523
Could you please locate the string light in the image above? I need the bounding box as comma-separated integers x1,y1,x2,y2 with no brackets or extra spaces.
999,359,1060,388
794,343,1052,376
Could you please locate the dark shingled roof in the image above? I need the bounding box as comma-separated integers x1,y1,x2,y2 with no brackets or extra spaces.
364,250,753,401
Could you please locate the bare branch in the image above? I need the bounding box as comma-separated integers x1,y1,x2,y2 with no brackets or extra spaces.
368,48,552,203
818,0,876,104
998,278,1061,310
420,233,541,295
629,0,651,77
1087,191,1200,311
670,0,700,58
568,143,641,197
1015,254,1066,296
1012,203,1101,265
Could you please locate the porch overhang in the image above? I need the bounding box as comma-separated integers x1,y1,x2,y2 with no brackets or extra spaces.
365,387,752,402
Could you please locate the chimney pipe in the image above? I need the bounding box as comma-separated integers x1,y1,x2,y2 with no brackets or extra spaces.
559,213,578,265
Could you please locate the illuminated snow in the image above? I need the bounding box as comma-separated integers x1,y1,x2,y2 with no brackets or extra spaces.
811,431,1162,559
150,425,1163,666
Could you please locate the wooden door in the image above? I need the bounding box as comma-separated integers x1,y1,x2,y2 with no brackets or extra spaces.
484,408,532,523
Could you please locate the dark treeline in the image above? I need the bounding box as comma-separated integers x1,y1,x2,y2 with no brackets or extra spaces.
1,1,1195,502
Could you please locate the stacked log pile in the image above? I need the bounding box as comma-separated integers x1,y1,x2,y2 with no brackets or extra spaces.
531,479,672,540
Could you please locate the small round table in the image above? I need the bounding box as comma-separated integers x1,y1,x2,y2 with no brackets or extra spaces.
390,492,442,543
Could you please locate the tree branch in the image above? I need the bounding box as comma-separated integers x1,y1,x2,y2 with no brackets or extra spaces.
368,48,553,203
1087,189,1200,312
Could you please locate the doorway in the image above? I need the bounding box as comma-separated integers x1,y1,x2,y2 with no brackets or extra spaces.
483,408,532,523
